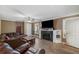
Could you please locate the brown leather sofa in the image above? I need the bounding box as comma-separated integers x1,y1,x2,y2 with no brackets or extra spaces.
0,33,45,54
0,43,20,54
0,42,45,54
0,43,45,54
26,47,45,54
0,33,27,41
0,38,45,54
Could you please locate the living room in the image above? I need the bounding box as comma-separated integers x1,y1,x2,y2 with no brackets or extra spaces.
0,5,79,54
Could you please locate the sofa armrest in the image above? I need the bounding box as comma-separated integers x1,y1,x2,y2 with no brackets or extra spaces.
25,47,45,54
16,43,30,54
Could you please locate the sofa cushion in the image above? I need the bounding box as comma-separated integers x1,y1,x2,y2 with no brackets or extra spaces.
5,39,26,49
16,43,30,54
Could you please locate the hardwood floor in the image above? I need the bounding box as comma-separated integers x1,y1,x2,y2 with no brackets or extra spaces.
33,38,79,54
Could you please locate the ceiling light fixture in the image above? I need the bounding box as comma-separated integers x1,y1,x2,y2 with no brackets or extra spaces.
27,16,32,23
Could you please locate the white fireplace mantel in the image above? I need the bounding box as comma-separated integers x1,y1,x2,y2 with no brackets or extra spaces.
41,28,53,31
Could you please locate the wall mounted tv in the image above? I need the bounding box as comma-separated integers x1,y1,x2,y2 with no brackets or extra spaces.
42,20,53,28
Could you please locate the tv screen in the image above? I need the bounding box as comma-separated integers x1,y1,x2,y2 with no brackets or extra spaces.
42,20,53,28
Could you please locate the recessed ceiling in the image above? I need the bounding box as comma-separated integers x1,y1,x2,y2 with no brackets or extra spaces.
0,5,79,21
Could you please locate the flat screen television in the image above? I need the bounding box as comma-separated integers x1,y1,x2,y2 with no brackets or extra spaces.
42,20,53,28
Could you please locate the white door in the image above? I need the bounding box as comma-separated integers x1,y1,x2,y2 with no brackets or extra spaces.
65,17,79,48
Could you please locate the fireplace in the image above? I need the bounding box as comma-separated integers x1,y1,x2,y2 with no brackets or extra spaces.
41,31,53,41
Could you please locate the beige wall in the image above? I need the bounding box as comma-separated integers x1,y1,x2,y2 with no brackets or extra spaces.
1,20,16,33
0,21,1,34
